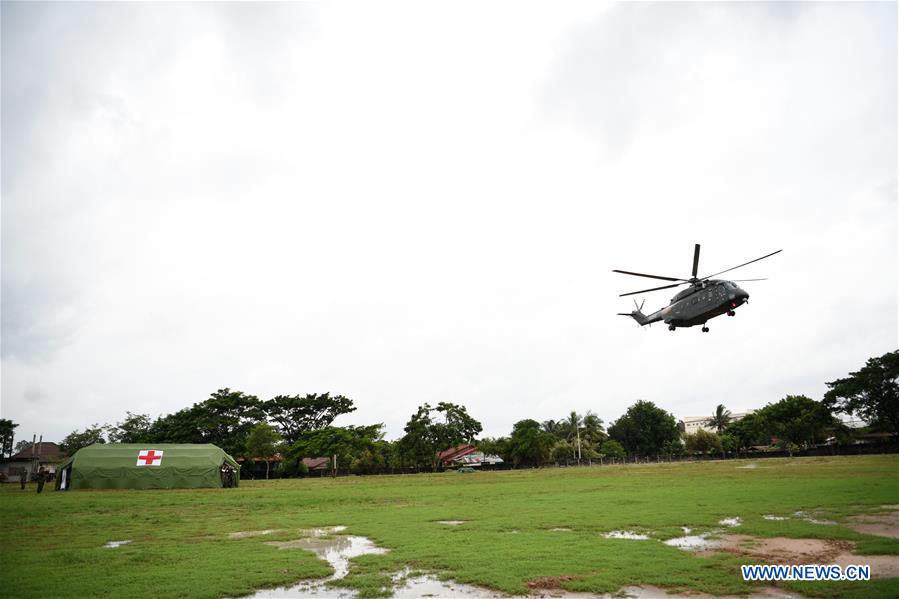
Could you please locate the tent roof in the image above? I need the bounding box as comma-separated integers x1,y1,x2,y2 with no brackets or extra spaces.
70,443,238,465
58,443,239,490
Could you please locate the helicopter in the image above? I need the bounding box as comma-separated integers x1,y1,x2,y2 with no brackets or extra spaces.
614,244,781,332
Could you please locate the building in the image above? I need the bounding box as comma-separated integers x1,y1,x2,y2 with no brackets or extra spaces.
437,444,504,468
679,411,754,435
1,442,67,482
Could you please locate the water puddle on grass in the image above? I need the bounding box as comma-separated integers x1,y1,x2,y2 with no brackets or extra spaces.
251,528,388,598
793,511,836,525
229,529,286,539
437,520,466,526
102,540,131,548
549,527,573,532
663,527,724,551
719,517,742,527
763,515,789,521
602,530,650,540
735,463,759,469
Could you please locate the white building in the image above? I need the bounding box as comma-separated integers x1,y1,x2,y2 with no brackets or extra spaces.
679,411,754,435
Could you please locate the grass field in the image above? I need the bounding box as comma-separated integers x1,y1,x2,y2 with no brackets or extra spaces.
1,455,897,599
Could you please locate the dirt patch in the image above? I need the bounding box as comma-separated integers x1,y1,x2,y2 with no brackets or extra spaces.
527,575,584,589
847,507,899,539
711,535,851,563
833,553,899,577
708,535,899,578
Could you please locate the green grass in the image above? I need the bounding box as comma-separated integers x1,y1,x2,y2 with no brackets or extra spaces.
1,455,897,598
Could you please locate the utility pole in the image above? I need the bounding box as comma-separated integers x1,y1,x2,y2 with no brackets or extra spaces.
30,434,37,476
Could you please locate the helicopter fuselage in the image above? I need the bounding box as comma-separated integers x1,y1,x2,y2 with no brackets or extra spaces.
636,280,750,328
614,243,778,333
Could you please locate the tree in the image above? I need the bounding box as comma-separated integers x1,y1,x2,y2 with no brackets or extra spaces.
60,424,109,455
724,412,767,452
608,400,681,457
397,403,482,470
541,419,563,437
476,436,510,461
0,419,17,458
146,408,203,445
598,439,626,458
190,389,266,457
144,389,266,456
245,423,281,479
710,405,731,433
684,429,723,455
108,412,153,444
264,393,357,444
286,424,386,475
824,350,899,434
506,419,555,467
581,411,607,445
14,439,31,454
756,395,838,454
551,439,576,464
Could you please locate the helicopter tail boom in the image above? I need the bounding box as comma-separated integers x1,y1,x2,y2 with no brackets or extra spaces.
617,300,663,326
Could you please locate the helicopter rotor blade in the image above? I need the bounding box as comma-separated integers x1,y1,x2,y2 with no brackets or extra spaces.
619,282,684,297
612,269,687,282
701,249,782,280
691,244,700,278
730,278,767,282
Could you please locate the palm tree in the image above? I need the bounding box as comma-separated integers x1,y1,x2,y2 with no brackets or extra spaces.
561,411,584,462
710,404,732,433
541,419,563,438
581,411,606,445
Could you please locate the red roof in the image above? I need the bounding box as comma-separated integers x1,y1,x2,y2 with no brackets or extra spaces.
302,457,331,470
10,442,67,462
437,444,477,465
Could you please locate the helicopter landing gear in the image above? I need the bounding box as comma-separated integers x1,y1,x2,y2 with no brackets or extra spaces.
668,325,676,331
727,310,735,316
701,326,709,333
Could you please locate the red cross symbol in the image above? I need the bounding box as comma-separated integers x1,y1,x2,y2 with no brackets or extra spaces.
136,449,163,466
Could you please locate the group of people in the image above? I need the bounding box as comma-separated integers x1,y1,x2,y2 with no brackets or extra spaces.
18,467,49,493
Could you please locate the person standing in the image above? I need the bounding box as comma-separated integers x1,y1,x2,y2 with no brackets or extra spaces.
35,467,46,494
19,467,27,490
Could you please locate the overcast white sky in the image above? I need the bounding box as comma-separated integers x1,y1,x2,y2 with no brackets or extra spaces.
2,1,896,445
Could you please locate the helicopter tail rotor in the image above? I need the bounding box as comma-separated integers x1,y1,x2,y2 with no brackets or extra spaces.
618,299,649,326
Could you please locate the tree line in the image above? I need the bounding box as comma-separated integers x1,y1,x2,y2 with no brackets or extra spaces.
3,350,896,476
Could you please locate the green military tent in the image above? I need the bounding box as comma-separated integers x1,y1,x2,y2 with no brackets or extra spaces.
55,443,240,490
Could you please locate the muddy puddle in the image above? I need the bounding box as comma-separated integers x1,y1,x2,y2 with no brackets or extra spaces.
847,506,899,539
700,535,899,578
